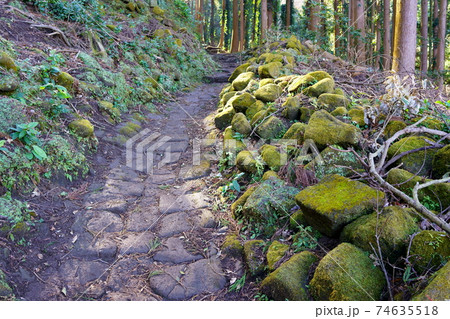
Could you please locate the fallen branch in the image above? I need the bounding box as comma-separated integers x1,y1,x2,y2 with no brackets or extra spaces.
4,5,36,21
30,24,71,46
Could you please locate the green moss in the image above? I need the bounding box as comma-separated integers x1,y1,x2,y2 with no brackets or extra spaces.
310,243,385,301
341,206,419,261
236,150,259,174
304,110,362,150
412,262,450,301
254,84,282,102
152,5,165,16
259,78,274,87
410,231,449,271
260,144,283,171
330,107,348,117
229,63,251,82
0,70,19,93
0,51,18,72
222,234,244,258
98,100,121,123
232,72,254,91
231,185,257,218
289,210,307,229
299,107,313,123
288,71,332,93
318,93,350,111
231,113,252,137
261,251,317,300
282,122,307,144
215,107,236,130
334,88,345,96
230,92,257,113
245,100,265,120
0,269,13,298
0,97,26,133
223,126,246,157
348,108,365,126
56,72,74,91
281,96,301,120
119,122,142,137
386,168,450,209
244,240,266,276
432,145,450,179
295,174,386,237
303,78,335,97
258,62,282,79
266,240,289,271
384,120,407,139
255,116,286,140
68,119,94,138
262,170,279,181
387,136,437,176
221,91,237,106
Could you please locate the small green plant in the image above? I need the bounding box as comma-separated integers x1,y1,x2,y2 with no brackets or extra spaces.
218,151,235,172
9,122,47,161
221,172,245,200
232,132,245,141
228,274,246,292
254,293,269,301
422,195,440,211
0,140,7,152
0,195,32,230
292,226,320,252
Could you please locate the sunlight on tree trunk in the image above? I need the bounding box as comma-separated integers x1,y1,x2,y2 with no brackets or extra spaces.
231,0,240,52
261,0,268,41
436,0,448,88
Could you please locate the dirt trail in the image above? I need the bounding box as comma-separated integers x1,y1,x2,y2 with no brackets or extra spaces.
19,54,240,300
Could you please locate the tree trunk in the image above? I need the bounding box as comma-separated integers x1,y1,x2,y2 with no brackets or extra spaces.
239,0,245,51
308,0,320,33
375,0,382,68
286,0,291,29
197,0,205,41
391,0,397,57
267,0,273,29
252,0,258,43
432,0,439,70
354,0,366,64
392,0,418,74
436,0,448,88
231,0,240,52
334,0,341,54
210,0,215,45
420,0,428,75
261,0,268,40
219,0,226,48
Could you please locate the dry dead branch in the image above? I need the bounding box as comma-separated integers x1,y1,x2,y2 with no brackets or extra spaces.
30,24,71,46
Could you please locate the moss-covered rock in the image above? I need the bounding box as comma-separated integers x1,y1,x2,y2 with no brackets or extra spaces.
232,72,255,91
412,262,450,301
152,5,165,16
262,170,279,181
68,119,95,138
0,269,13,297
266,240,290,271
334,88,345,96
215,107,236,130
386,168,450,209
0,52,18,72
304,145,363,180
299,107,313,123
348,108,365,127
318,93,350,111
222,234,244,258
281,96,301,120
236,150,259,174
245,100,265,120
0,97,26,132
286,35,305,53
254,84,282,102
98,100,121,122
432,145,450,179
303,78,335,97
259,78,274,87
258,62,282,79
223,126,246,156
244,240,266,276
231,113,252,137
330,107,348,117
231,185,257,218
282,122,306,144
410,231,449,271
387,136,437,176
56,72,74,91
229,63,251,82
261,251,317,300
221,91,237,106
384,120,407,139
341,206,419,261
289,210,307,229
230,92,257,113
288,71,332,93
304,110,362,150
295,174,385,237
0,70,19,92
260,144,284,171
255,116,286,140
310,243,385,300
242,178,299,226
119,121,142,137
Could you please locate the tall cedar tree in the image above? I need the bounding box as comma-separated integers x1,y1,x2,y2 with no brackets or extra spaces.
383,0,391,69
436,0,448,87
420,0,429,74
231,0,239,52
261,0,268,41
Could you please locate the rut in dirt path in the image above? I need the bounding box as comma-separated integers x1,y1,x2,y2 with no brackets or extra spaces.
23,54,240,301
